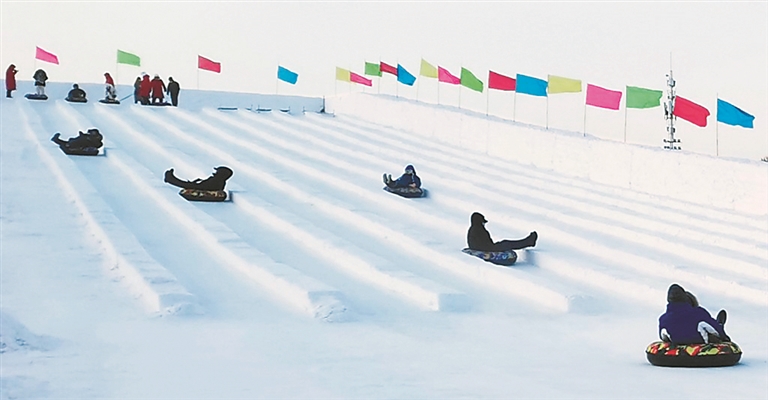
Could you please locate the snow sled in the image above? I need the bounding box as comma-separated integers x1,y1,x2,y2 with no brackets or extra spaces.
65,97,87,103
217,107,237,111
99,99,120,105
462,248,518,266
645,341,742,368
146,102,171,107
179,188,228,202
383,186,427,198
60,146,101,156
24,93,48,101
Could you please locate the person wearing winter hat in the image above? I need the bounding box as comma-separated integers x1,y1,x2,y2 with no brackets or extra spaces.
658,283,730,345
164,166,233,191
466,212,537,252
384,164,421,189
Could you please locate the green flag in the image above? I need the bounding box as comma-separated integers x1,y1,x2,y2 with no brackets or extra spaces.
460,67,483,92
626,86,663,109
364,62,381,77
117,50,141,66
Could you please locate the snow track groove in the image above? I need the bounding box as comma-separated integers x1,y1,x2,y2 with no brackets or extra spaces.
19,100,198,316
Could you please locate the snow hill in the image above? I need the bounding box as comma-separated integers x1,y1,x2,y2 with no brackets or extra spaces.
1,81,767,399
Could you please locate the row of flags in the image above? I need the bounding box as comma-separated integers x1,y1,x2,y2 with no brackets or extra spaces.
345,59,755,129
31,46,755,129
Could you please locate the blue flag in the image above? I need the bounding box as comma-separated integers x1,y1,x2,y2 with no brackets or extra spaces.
717,99,754,128
277,66,298,85
397,64,416,86
516,74,548,97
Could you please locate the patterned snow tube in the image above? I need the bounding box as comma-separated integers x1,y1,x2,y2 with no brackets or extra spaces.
646,341,742,367
383,186,426,198
461,248,518,266
179,189,228,202
61,146,99,156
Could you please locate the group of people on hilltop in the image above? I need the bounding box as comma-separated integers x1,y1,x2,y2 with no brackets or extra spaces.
134,73,180,106
5,64,180,106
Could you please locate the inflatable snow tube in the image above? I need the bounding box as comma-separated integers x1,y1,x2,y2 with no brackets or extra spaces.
65,97,88,103
646,341,742,367
24,94,48,101
461,248,518,266
60,146,100,156
99,99,120,105
179,188,227,202
383,186,426,198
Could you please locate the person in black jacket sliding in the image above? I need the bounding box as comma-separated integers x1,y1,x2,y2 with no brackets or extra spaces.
164,166,233,191
51,129,103,150
467,212,537,252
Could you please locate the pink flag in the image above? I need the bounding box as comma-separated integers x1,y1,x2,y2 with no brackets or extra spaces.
350,72,372,87
586,84,622,110
35,46,59,65
438,66,460,84
198,55,221,73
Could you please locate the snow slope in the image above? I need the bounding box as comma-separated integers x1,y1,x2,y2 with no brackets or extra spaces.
1,82,767,399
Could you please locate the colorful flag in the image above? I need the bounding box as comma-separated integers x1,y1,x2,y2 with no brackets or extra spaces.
350,72,373,87
397,64,416,86
116,50,140,66
198,55,221,73
717,99,753,128
460,68,483,92
35,46,59,65
586,84,622,110
438,66,460,84
420,59,438,78
336,67,351,82
673,96,710,127
277,66,298,84
515,74,548,97
380,62,398,76
626,86,663,109
365,62,382,77
488,71,515,91
548,75,582,94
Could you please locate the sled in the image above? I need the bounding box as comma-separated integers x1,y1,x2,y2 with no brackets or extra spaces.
59,146,103,156
461,248,518,266
383,186,427,198
65,97,88,103
146,102,171,107
179,188,228,202
99,99,121,105
646,341,742,367
217,107,238,111
24,94,48,100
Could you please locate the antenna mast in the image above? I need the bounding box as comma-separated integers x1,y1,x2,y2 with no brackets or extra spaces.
663,69,680,150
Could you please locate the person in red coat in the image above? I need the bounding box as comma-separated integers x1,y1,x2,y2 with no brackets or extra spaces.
6,64,18,98
150,74,166,104
104,72,117,101
138,74,152,105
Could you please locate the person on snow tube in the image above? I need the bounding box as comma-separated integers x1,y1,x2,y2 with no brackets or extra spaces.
384,164,421,189
467,212,537,252
164,166,233,191
51,128,103,150
658,283,730,345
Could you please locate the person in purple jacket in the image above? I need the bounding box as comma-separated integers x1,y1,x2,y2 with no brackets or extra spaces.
658,283,730,345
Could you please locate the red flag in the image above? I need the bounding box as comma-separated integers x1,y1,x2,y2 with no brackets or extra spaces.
35,46,59,65
350,72,372,87
488,70,515,91
380,62,398,76
198,55,221,73
673,96,710,127
438,66,460,84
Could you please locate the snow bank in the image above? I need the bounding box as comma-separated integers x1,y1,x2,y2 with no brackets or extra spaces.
327,93,768,216
0,310,58,353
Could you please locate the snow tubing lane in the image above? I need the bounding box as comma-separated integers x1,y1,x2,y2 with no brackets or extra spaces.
461,248,518,266
646,341,742,367
179,188,227,202
383,186,427,198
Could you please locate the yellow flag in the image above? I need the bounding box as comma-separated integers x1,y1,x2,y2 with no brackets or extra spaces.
336,67,350,82
420,59,438,78
548,75,582,94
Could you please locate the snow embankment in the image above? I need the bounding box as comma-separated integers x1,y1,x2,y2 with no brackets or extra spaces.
328,93,768,216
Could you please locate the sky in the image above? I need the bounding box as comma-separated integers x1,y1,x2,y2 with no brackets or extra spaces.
1,83,767,398
1,1,766,159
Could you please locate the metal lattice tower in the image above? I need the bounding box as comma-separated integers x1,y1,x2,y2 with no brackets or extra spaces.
663,70,681,150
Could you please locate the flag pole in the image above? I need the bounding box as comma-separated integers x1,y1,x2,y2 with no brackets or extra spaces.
716,93,720,156
583,103,587,137
623,104,628,142
513,91,517,122
546,95,549,129
485,81,489,116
